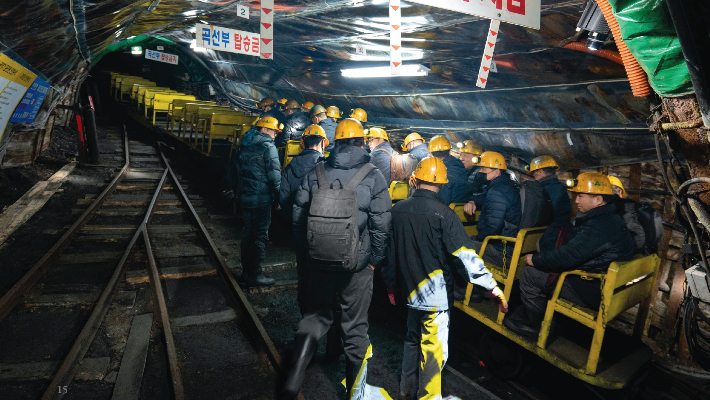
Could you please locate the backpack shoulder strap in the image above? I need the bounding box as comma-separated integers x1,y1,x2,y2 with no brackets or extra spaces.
315,162,329,189
345,164,376,191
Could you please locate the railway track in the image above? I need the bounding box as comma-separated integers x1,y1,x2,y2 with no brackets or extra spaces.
0,125,294,399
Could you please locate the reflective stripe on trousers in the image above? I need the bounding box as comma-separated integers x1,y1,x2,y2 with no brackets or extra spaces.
400,309,450,400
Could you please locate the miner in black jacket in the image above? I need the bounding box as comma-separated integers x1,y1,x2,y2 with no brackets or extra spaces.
526,155,572,251
504,172,635,339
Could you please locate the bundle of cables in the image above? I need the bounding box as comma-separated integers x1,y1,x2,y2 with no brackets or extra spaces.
683,295,710,370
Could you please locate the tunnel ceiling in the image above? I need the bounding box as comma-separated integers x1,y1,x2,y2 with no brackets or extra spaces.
0,0,656,168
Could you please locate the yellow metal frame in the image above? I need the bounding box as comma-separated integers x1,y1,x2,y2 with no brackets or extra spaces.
199,113,256,156
388,181,409,204
449,203,479,238
152,93,196,125
136,86,170,108
187,106,232,144
118,78,153,100
166,99,211,133
143,89,178,117
130,82,156,104
277,140,304,170
175,101,217,138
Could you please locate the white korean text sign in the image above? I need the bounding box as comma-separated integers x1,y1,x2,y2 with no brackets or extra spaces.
406,0,540,29
195,24,261,57
145,49,179,65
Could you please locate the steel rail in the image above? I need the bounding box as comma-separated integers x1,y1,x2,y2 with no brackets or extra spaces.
157,148,297,391
0,128,131,321
41,136,168,400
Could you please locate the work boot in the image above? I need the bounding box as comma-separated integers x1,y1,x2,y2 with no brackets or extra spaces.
248,273,275,286
281,334,318,400
237,271,249,288
503,307,544,340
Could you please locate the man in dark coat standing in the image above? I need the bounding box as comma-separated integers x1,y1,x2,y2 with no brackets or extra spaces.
320,106,341,152
464,152,521,266
278,125,327,313
504,172,635,339
282,119,391,400
366,127,395,187
526,155,572,252
277,100,309,147
428,135,469,204
238,116,282,287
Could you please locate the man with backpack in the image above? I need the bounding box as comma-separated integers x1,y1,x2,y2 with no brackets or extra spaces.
608,175,663,254
504,173,635,339
279,125,328,313
383,157,508,400
428,135,469,204
463,152,521,265
526,156,572,251
402,133,430,161
366,127,396,187
282,118,392,400
237,116,283,287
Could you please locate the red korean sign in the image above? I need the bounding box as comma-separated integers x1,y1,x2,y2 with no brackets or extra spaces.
406,0,540,29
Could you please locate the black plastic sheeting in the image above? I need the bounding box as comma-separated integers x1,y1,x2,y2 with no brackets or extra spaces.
0,0,656,167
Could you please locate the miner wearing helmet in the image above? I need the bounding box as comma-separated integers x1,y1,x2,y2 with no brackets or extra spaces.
401,132,430,161
526,155,572,252
257,97,285,125
504,172,635,339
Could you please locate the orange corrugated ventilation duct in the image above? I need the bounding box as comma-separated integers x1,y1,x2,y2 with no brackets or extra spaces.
563,41,624,65
595,0,653,97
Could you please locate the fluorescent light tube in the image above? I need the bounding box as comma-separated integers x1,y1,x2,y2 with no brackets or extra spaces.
341,64,429,78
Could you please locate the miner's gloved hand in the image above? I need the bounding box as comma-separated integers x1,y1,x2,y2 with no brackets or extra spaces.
486,286,508,313
408,174,417,188
222,189,235,201
387,287,396,306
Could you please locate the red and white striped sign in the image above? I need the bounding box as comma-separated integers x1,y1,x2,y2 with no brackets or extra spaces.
390,0,402,75
476,19,500,88
260,0,274,59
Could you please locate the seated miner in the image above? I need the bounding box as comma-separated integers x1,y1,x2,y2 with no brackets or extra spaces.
401,133,430,161
258,97,286,125
309,105,327,125
458,140,487,197
526,155,572,252
608,175,646,253
428,135,469,204
277,100,309,147
503,173,635,339
464,152,521,266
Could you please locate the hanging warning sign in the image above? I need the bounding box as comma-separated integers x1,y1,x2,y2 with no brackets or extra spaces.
145,49,179,65
260,0,274,59
406,0,540,29
10,77,50,124
0,53,37,142
196,24,261,57
390,0,402,75
476,19,500,88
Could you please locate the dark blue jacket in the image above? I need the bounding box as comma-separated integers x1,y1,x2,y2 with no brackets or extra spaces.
319,118,337,152
538,174,573,251
279,149,323,221
293,145,392,271
409,143,430,162
277,111,309,147
238,130,281,208
370,141,396,186
532,203,634,274
476,174,521,251
262,108,286,126
438,155,469,204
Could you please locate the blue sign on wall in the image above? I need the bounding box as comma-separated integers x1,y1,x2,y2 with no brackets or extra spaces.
10,77,50,124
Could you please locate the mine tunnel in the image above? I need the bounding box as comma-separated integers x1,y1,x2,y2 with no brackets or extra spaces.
1,1,710,399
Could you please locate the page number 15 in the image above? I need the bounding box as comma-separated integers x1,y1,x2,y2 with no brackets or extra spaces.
58,386,68,394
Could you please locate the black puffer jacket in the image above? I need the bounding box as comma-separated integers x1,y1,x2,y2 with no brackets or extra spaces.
279,149,324,221
277,111,309,146
438,155,469,204
538,174,573,251
238,131,281,208
319,118,337,152
369,141,396,186
532,203,635,273
476,174,521,252
614,196,646,252
262,108,286,126
293,145,392,271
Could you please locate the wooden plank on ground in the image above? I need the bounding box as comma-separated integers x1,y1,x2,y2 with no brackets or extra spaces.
126,264,216,284
0,162,77,246
111,314,153,400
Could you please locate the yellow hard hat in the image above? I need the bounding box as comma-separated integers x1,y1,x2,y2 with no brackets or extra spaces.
335,118,365,140
457,140,483,155
284,100,300,110
302,101,315,110
607,175,626,198
256,116,284,132
365,127,388,141
565,172,614,195
428,135,451,152
302,124,329,148
257,98,274,108
326,106,342,118
402,133,425,151
310,105,327,116
412,157,448,184
277,98,288,105
349,108,367,122
526,155,559,174
472,151,507,170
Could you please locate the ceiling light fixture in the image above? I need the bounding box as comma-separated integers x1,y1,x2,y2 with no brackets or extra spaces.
341,64,429,78
130,46,143,55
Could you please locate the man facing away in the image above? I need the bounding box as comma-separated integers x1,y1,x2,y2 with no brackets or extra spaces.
401,133,430,162
383,157,507,400
526,155,572,252
282,118,391,400
366,127,396,187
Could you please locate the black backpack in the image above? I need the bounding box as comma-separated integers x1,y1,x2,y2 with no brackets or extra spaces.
306,162,375,272
635,202,663,254
519,180,554,229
